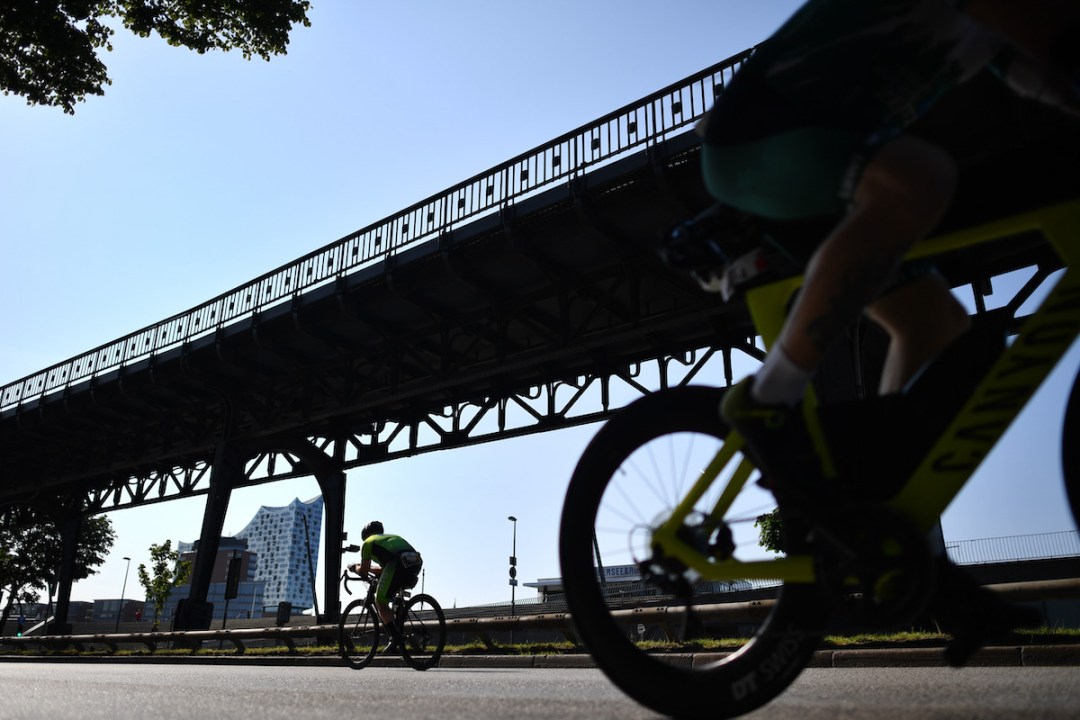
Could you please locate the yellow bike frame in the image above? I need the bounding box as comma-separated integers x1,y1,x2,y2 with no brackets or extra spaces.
651,198,1080,585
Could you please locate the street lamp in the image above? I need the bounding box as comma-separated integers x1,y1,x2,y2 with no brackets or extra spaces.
507,516,518,618
115,556,131,633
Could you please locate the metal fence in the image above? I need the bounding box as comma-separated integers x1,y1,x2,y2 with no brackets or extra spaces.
945,530,1080,565
468,531,1080,616
0,49,754,414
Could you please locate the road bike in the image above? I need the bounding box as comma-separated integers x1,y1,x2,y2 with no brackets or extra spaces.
558,197,1080,718
337,551,447,671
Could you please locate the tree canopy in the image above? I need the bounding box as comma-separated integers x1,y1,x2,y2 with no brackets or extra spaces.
755,508,786,556
0,507,115,629
0,0,311,114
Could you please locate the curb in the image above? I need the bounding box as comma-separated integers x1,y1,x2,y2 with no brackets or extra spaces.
1,645,1077,669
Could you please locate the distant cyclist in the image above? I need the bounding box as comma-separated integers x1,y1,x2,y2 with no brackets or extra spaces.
348,521,423,644
698,0,1078,662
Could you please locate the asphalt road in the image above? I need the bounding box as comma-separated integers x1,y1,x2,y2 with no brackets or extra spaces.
2,662,1079,719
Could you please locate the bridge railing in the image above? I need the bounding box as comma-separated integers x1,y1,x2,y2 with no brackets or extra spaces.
0,49,755,414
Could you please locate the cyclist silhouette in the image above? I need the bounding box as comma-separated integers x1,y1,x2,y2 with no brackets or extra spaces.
699,0,1079,659
347,520,423,644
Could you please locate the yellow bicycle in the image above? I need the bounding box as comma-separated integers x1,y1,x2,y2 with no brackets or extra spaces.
558,198,1080,718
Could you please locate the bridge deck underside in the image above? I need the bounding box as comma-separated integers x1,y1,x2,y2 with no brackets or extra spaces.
2,70,1078,506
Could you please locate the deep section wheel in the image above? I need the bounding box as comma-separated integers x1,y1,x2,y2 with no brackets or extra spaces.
559,386,830,719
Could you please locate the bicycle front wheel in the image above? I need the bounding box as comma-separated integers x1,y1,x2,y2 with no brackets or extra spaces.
559,385,830,719
398,593,446,670
339,598,380,669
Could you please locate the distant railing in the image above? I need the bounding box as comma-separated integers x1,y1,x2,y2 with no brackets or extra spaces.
472,532,1080,616
3,578,1078,656
0,49,754,414
946,530,1080,565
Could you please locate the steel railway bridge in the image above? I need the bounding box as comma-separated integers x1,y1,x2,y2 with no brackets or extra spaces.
2,48,1078,631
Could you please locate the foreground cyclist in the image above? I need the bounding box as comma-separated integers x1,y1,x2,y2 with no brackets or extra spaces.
701,0,1079,663
347,520,423,647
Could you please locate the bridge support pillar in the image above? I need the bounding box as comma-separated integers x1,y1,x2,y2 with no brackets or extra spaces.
47,509,82,635
317,468,347,624
175,443,244,631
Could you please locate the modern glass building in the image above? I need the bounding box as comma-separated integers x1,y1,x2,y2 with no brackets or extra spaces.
235,495,323,614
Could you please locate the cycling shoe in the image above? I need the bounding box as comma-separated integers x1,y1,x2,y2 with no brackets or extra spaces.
720,376,826,498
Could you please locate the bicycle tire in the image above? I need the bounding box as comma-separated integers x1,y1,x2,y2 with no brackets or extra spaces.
1062,369,1080,530
559,385,830,719
398,593,446,671
338,598,380,669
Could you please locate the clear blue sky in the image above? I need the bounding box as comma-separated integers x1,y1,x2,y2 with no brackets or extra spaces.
1,1,1076,612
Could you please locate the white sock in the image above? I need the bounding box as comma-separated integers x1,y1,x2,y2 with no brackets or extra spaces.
752,345,814,406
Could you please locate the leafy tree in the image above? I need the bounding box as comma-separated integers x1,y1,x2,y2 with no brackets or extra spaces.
755,508,786,556
0,507,115,630
137,540,191,630
0,523,45,632
0,0,311,114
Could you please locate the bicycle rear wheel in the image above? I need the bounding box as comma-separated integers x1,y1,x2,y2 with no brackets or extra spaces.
559,385,830,719
339,598,380,669
398,593,446,670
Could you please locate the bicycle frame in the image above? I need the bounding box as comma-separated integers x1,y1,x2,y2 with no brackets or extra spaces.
343,571,409,609
651,197,1080,585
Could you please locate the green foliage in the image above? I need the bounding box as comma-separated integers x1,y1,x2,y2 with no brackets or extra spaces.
0,531,42,629
137,540,191,631
0,507,115,629
754,508,786,556
0,0,311,113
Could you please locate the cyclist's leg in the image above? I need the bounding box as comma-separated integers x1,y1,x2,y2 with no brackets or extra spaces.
718,135,957,486
404,562,421,590
866,270,972,394
775,134,957,382
706,1,989,411
375,562,400,628
930,556,1043,667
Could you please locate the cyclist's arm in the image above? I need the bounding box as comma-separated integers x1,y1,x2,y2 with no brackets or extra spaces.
354,556,382,578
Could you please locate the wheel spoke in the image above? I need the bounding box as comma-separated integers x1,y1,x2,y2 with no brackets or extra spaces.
398,594,446,671
338,599,380,669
